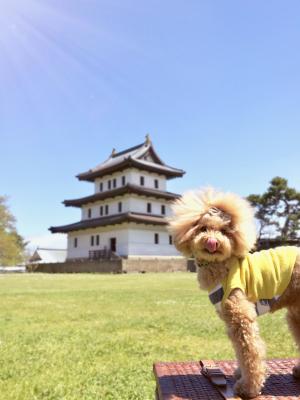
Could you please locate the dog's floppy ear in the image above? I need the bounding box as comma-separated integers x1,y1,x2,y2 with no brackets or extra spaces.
168,191,206,257
232,230,256,257
170,223,198,258
211,192,257,256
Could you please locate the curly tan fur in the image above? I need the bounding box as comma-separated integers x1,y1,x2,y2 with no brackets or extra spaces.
168,188,257,260
168,188,300,399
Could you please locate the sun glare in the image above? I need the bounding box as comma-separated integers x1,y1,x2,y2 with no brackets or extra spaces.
0,0,134,111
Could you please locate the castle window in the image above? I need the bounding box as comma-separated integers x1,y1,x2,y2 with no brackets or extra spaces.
154,179,159,189
74,237,78,248
161,205,166,215
140,176,144,186
88,208,92,218
96,235,100,246
169,235,173,245
118,202,122,212
122,176,126,186
105,205,109,215
99,182,103,192
108,180,111,190
147,203,152,213
90,235,94,246
100,206,103,216
113,178,117,188
154,233,159,244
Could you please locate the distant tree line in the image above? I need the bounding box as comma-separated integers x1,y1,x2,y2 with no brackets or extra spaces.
0,196,26,266
247,177,300,243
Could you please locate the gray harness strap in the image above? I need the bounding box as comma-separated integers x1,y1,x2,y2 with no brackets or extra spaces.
208,283,280,316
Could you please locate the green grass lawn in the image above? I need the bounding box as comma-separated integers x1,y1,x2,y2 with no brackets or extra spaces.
0,273,297,400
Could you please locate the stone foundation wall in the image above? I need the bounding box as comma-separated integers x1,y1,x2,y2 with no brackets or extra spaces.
27,260,122,273
122,257,187,273
257,238,300,251
27,257,188,273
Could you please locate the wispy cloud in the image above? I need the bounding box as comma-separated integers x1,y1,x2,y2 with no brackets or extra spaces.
26,233,67,253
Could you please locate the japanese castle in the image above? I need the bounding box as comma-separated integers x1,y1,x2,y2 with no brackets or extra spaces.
50,136,185,260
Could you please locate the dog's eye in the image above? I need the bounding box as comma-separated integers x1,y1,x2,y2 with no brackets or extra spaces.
221,228,227,235
200,226,207,232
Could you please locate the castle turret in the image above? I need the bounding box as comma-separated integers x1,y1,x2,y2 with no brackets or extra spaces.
49,136,185,260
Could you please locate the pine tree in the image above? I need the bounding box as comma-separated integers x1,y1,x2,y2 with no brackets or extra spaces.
247,177,300,241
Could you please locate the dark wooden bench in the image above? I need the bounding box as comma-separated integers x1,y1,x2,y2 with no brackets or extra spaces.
153,359,300,399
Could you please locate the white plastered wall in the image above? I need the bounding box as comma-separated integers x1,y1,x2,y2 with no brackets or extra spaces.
94,168,167,193
81,195,172,220
67,223,179,259
127,224,179,256
67,225,129,259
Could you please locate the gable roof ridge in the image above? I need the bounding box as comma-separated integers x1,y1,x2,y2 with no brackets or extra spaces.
76,136,185,181
142,145,165,165
112,141,145,158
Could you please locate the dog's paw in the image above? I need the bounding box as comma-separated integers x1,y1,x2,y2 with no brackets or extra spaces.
292,364,300,379
233,367,241,380
234,378,261,399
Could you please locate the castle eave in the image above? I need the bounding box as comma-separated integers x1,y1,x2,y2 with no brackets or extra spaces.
49,212,167,233
63,184,180,207
77,158,185,182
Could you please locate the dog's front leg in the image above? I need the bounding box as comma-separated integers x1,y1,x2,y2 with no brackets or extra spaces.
222,289,266,398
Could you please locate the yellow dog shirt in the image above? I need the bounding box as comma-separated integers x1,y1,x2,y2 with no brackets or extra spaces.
208,246,298,315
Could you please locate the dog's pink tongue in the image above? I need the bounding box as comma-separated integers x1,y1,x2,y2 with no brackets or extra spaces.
205,238,218,253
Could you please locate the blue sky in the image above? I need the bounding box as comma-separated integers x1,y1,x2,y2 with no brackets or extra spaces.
1,0,300,249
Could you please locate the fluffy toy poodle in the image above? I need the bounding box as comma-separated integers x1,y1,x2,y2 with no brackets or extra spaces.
168,188,300,398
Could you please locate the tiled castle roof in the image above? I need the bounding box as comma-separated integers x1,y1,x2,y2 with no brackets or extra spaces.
76,136,185,181
49,212,167,233
63,183,180,207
